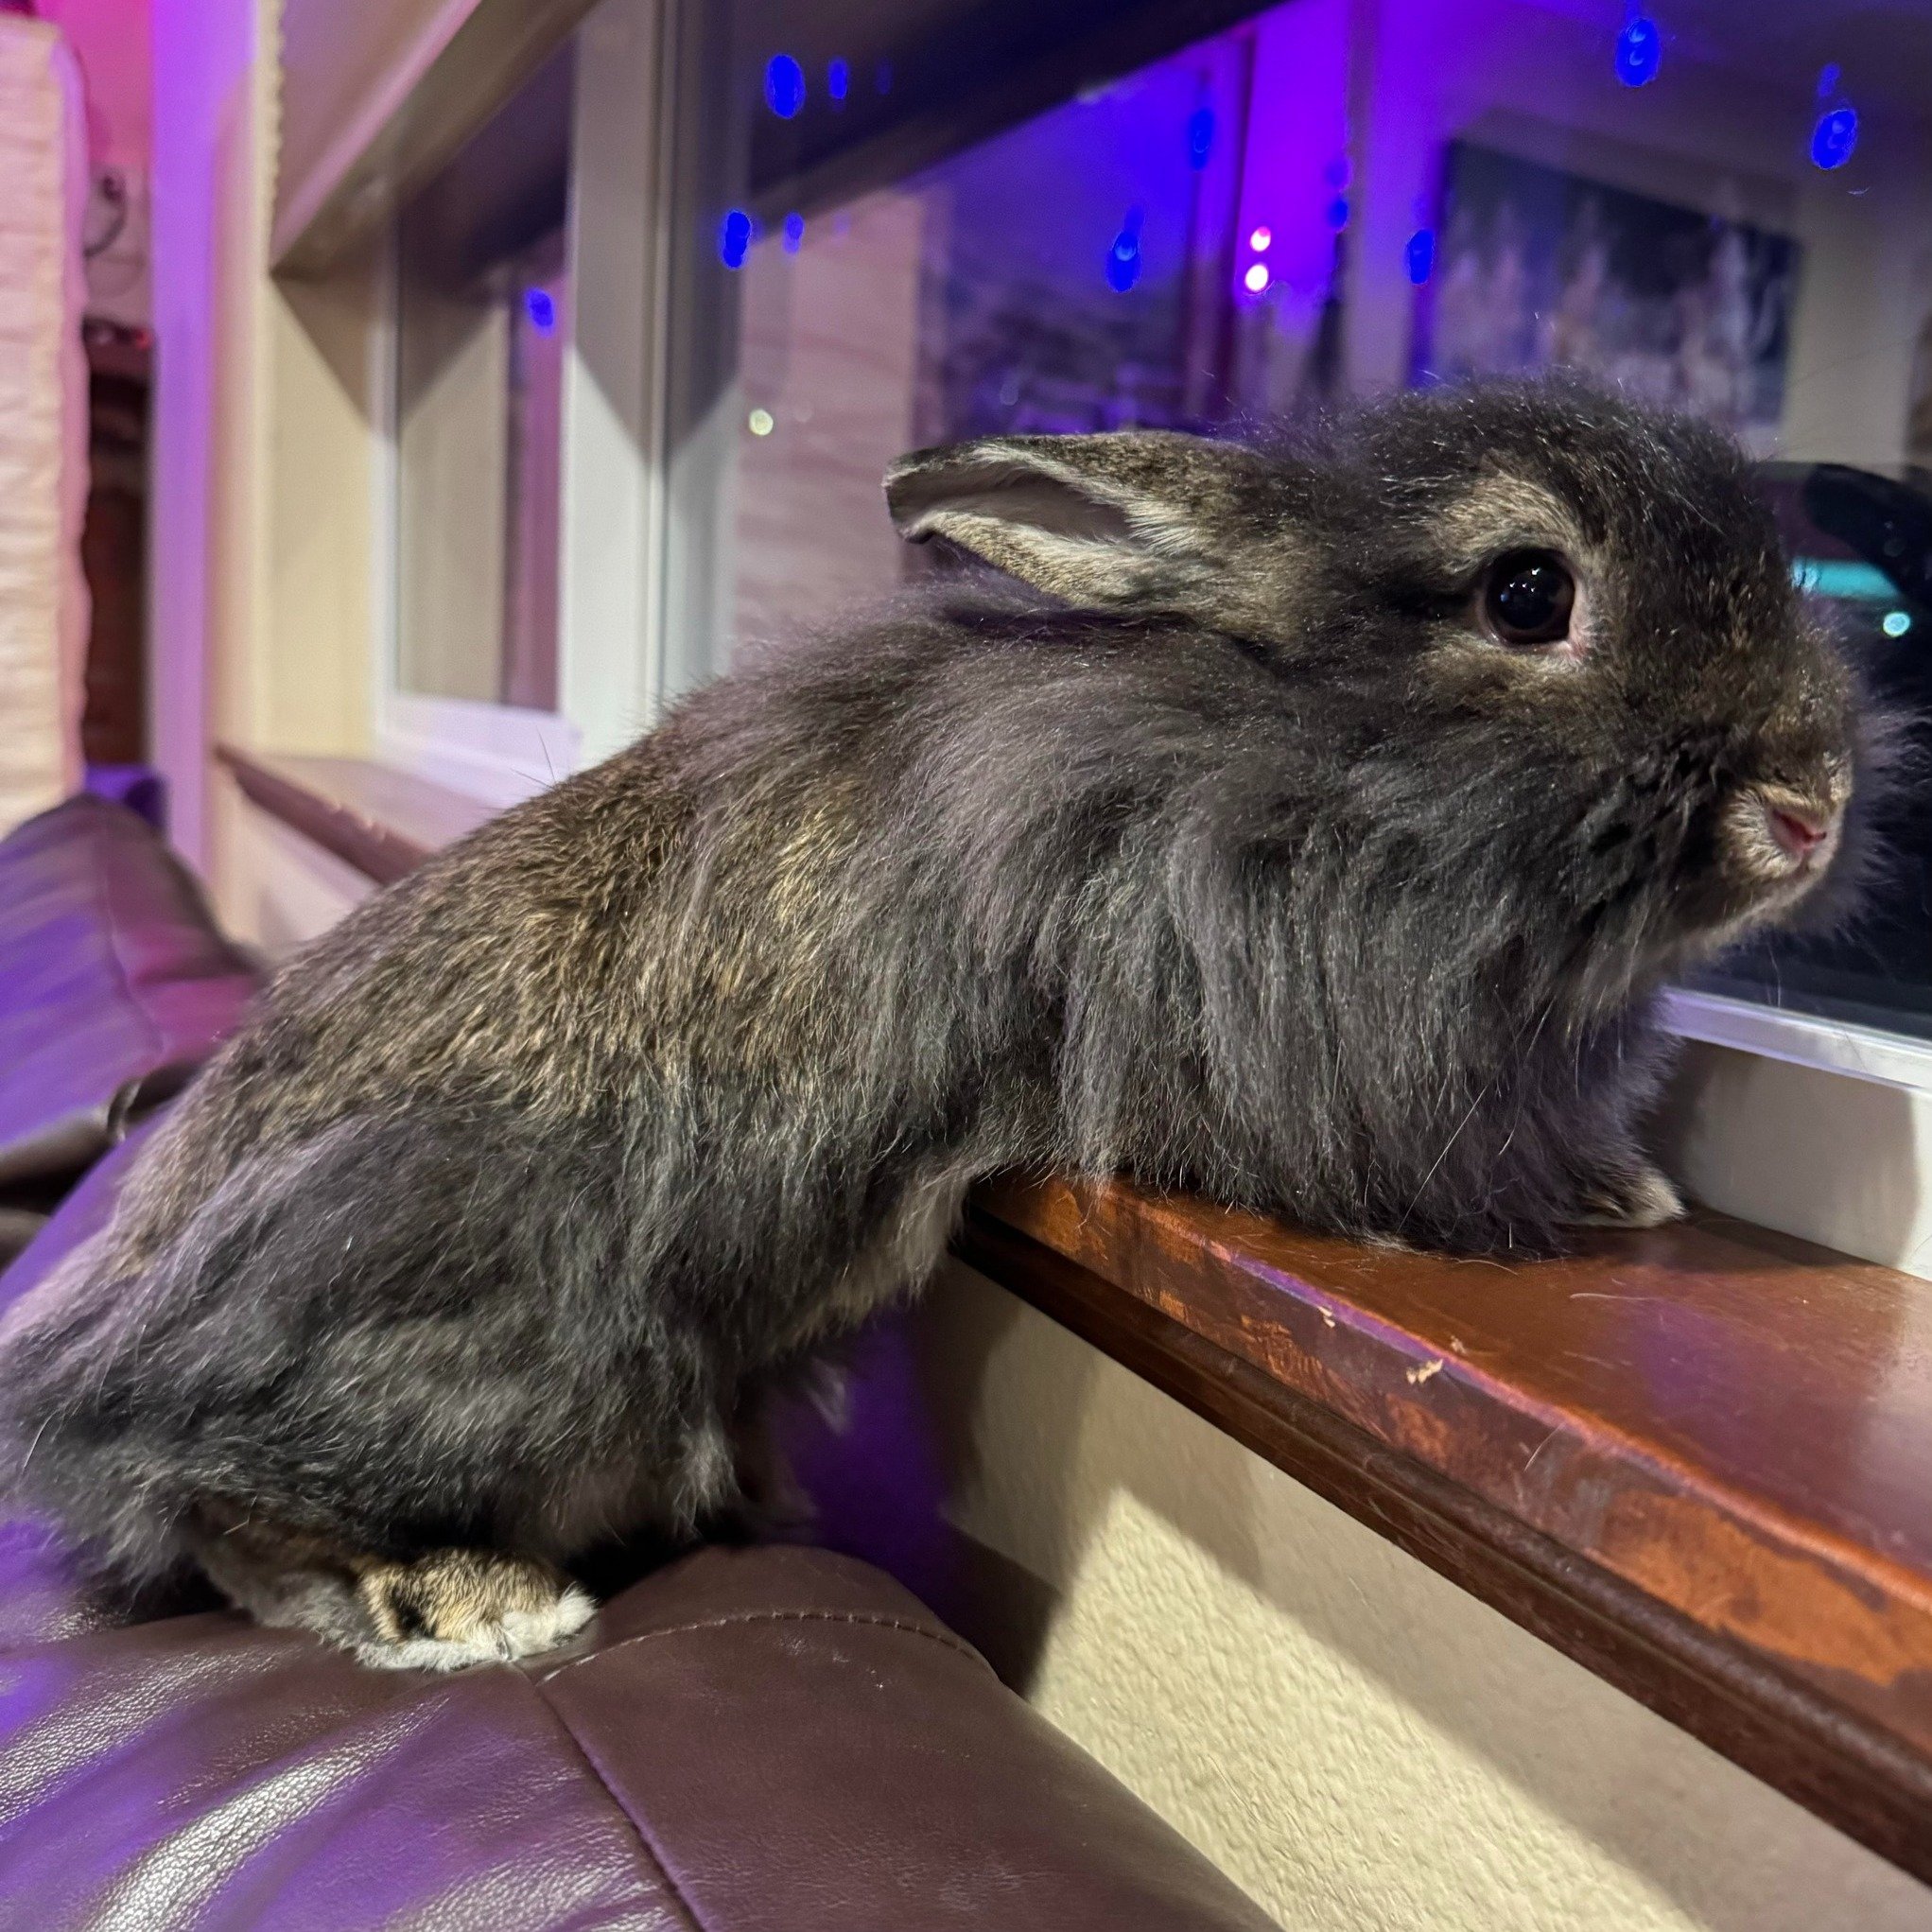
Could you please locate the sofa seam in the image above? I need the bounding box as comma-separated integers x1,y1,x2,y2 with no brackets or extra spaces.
535,1607,991,1683
515,1665,712,1932
82,812,166,1089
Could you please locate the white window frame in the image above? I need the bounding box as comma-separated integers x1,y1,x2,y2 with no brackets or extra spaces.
369,0,684,809
1662,992,1932,1283
1665,989,1932,1094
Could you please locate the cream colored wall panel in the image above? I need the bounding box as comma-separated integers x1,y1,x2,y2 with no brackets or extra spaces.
213,780,375,955
262,255,384,757
910,1264,1931,1932
397,298,511,703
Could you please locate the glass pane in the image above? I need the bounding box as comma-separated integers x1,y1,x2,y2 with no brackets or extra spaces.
667,0,1932,1034
394,44,573,710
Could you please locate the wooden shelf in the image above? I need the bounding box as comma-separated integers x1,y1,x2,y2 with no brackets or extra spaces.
217,747,494,885
959,1176,1932,1885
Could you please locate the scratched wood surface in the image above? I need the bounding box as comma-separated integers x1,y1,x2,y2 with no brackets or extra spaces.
961,1176,1932,1885
218,748,492,886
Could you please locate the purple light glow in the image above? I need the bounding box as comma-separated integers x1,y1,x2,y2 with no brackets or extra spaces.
1615,15,1661,87
1187,104,1215,169
1106,206,1144,292
765,53,806,118
1231,7,1349,303
1812,104,1858,170
718,207,754,269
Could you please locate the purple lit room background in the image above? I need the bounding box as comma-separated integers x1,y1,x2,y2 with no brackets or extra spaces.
717,0,1904,667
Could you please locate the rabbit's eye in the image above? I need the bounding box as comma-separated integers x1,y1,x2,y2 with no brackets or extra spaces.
1481,550,1575,647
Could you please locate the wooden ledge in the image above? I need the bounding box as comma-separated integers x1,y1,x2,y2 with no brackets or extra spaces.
217,747,494,885
958,1177,1932,1885
217,740,1932,1878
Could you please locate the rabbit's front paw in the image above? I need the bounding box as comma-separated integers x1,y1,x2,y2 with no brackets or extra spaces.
1570,1162,1685,1230
355,1548,595,1671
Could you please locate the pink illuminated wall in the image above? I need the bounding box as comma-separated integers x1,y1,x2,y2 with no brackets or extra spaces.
148,0,257,866
36,0,149,170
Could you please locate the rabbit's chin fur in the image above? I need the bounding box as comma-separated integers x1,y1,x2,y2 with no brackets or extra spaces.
0,380,1879,1648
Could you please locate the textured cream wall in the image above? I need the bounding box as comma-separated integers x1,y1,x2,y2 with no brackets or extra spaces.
0,21,89,834
258,252,383,761
209,778,376,955
903,1263,1931,1932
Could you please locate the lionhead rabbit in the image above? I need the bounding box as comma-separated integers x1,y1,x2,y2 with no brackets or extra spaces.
0,382,1872,1668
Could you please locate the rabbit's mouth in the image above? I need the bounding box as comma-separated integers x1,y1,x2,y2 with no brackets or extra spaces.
1715,782,1847,910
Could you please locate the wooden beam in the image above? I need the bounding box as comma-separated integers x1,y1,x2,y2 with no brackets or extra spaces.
273,0,602,276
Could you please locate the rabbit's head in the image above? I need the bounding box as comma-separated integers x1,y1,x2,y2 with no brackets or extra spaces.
886,381,1872,997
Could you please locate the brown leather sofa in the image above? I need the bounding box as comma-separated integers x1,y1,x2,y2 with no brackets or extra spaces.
0,796,259,1264
0,799,1276,1931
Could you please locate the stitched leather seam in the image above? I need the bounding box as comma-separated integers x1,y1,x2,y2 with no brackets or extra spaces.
86,812,165,1076
517,1668,711,1932
536,1607,991,1682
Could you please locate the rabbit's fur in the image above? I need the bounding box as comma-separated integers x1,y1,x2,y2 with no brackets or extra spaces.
0,382,1872,1664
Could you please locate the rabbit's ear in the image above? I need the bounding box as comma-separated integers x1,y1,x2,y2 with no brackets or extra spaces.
883,431,1259,608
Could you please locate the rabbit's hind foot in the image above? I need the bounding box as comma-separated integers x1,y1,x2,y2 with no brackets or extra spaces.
190,1513,596,1670
1570,1161,1685,1231
354,1547,596,1671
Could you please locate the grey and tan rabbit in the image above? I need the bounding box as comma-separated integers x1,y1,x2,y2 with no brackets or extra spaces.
0,381,1877,1667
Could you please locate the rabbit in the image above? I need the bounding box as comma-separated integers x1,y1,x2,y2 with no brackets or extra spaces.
0,379,1876,1669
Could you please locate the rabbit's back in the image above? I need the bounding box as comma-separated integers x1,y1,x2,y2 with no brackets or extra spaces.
0,599,1296,1575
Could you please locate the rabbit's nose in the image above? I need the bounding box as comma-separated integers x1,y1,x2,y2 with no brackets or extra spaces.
1768,807,1826,860
1759,793,1836,868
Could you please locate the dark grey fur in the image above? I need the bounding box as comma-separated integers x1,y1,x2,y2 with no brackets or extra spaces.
0,382,1873,1656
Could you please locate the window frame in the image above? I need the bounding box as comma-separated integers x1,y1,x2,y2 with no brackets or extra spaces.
369,0,684,807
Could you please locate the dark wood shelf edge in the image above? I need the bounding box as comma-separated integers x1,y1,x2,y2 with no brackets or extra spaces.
216,746,450,886
954,1205,1932,1888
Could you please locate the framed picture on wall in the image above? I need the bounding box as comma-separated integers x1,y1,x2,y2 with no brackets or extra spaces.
1412,140,1801,444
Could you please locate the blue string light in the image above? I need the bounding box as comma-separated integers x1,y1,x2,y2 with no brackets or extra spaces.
1106,207,1144,293
1615,15,1661,87
782,212,805,254
524,287,556,334
1812,104,1858,170
1405,229,1435,285
1325,195,1350,231
827,58,849,103
765,54,806,118
1187,105,1215,170
718,208,754,270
